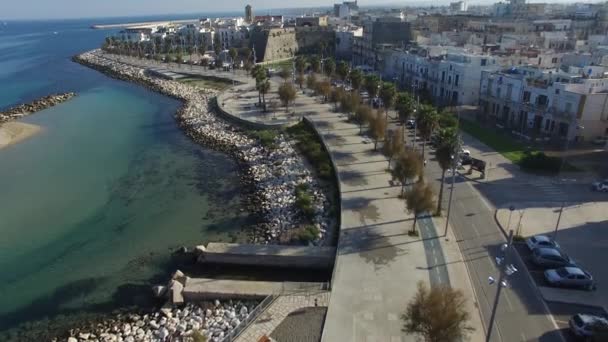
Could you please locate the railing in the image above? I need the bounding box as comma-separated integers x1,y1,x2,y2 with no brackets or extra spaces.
221,281,330,342
221,293,279,342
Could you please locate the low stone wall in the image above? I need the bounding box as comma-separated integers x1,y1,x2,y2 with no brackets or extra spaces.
196,242,336,269
213,96,287,131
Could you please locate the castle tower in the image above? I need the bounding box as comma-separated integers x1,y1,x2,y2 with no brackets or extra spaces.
245,4,253,24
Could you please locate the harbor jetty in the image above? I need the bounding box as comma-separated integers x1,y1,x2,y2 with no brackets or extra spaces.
0,92,76,123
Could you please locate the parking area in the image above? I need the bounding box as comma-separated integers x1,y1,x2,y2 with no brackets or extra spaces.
548,302,607,342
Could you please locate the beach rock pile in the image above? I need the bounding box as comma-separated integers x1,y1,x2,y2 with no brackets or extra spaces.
56,300,258,342
0,92,76,123
74,50,333,245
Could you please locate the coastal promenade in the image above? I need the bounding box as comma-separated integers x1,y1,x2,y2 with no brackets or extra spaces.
89,53,483,341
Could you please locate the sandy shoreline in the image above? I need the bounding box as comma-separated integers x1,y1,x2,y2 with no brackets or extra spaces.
0,122,42,150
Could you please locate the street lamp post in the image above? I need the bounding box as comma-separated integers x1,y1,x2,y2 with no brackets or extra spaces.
444,154,458,237
486,230,517,342
552,201,566,241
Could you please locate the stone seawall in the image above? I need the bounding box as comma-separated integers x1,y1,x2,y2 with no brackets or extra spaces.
0,93,76,123
73,50,333,246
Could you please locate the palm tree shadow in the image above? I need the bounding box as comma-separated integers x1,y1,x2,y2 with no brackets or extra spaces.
340,169,369,186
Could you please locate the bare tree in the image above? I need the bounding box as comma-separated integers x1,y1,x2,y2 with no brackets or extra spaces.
369,110,387,151
317,80,332,102
354,104,372,134
391,148,421,195
278,83,297,112
382,128,405,168
405,180,435,234
402,282,474,342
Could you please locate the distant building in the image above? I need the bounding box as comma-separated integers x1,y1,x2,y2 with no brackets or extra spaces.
245,5,253,24
335,26,363,60
296,16,329,27
119,28,154,42
333,0,358,18
450,1,468,12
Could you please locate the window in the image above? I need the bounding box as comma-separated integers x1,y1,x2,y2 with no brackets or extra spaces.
545,120,550,131
441,71,445,82
523,91,531,102
448,76,452,84
552,57,558,63
496,87,501,98
555,89,560,94
565,102,572,113
481,59,487,66
455,75,459,86
449,65,453,71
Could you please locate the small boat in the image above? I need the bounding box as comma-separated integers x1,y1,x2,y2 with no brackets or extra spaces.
53,31,58,35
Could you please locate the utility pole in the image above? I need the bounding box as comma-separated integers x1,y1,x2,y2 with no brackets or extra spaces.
486,230,515,342
552,202,565,241
444,154,458,238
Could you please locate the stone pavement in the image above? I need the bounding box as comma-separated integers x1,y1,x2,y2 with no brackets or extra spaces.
235,291,330,342
496,201,608,311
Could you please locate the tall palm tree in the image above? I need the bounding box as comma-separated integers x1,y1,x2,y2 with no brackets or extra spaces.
364,74,381,105
309,55,321,73
417,105,440,162
257,79,271,111
336,61,349,83
380,82,397,122
324,58,336,80
349,69,363,94
434,128,458,215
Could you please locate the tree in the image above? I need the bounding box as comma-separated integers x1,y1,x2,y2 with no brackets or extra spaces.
306,73,318,92
295,72,305,90
354,104,373,134
405,180,435,234
309,55,321,73
317,80,332,102
391,148,422,195
295,56,307,74
336,60,349,82
330,86,345,112
396,92,416,125
200,58,209,69
324,58,336,80
417,105,440,162
402,282,473,342
257,79,271,111
340,92,360,119
364,74,381,105
438,109,459,129
228,47,238,67
434,129,457,215
382,128,404,168
279,66,292,83
278,83,297,112
369,110,387,151
380,82,397,121
349,69,363,93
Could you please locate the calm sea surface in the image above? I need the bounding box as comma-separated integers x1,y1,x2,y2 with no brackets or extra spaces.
0,16,248,336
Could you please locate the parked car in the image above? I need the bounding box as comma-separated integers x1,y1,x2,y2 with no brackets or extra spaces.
544,267,595,290
591,179,608,192
405,119,416,129
531,247,576,268
526,235,560,251
569,314,608,338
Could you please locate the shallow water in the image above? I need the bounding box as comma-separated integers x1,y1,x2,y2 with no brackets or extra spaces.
0,18,250,335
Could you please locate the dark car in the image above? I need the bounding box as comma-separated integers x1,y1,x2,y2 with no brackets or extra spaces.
531,247,576,268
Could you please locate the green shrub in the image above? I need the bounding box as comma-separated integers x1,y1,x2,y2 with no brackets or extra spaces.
295,225,320,243
252,130,278,148
295,186,315,219
519,151,562,173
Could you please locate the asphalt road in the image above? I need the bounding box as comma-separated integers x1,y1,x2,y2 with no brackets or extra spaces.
402,126,566,342
418,216,451,286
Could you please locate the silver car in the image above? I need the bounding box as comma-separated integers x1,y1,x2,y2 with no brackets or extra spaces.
526,235,559,251
531,247,575,268
544,267,595,290
569,314,608,338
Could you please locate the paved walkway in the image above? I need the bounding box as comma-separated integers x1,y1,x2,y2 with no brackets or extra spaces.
94,53,484,341
235,291,330,342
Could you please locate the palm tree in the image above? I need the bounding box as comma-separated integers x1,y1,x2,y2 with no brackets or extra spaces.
434,128,457,215
336,61,350,83
417,105,440,162
324,58,336,80
229,47,238,68
309,55,321,73
364,74,381,105
396,92,416,125
405,180,435,235
349,69,363,94
295,56,307,74
380,82,397,122
257,79,271,112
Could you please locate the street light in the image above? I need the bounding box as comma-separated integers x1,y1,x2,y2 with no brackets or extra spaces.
486,230,517,342
444,154,458,237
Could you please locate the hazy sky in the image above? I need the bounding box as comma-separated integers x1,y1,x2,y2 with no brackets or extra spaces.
2,0,588,20
3,0,338,20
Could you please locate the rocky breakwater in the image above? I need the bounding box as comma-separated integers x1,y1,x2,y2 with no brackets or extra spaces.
74,50,334,245
56,299,258,342
0,93,76,123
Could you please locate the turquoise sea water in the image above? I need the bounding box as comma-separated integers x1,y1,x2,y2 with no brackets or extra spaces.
0,18,248,336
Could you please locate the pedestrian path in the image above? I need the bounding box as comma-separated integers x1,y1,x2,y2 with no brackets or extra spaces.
235,291,330,342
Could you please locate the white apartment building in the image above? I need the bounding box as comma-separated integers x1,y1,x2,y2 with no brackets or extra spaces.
335,26,363,60
382,48,501,106
479,66,608,141
120,28,155,42
217,26,246,49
